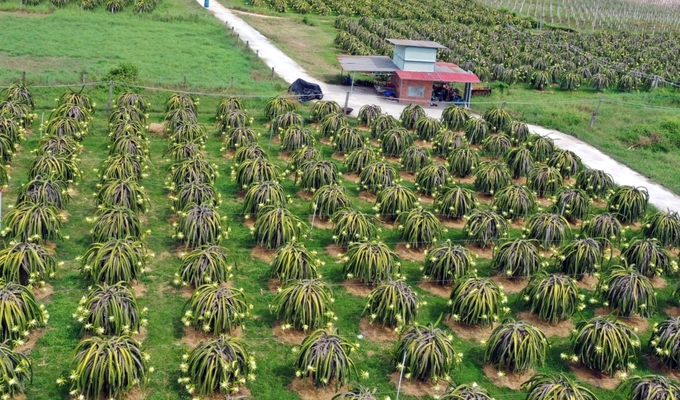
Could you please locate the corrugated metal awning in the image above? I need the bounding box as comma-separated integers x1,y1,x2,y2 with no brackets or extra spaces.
395,62,481,83
336,55,399,72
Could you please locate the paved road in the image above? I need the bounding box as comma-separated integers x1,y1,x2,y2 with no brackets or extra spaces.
199,0,680,212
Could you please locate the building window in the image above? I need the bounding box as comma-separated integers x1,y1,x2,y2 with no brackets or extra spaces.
406,86,426,98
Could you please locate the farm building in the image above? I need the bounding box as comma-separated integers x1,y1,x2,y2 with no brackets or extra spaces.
336,39,482,107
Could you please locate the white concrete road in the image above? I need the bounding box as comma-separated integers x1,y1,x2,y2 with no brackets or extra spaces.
199,0,680,212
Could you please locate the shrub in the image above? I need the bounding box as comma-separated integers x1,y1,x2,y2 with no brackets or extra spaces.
493,239,542,278
492,184,536,220
522,273,580,323
376,184,417,220
253,206,306,249
241,180,285,218
271,279,334,331
395,324,459,382
91,207,141,242
575,168,615,198
414,163,449,196
343,241,398,285
180,335,255,396
298,160,339,191
482,134,512,159
332,386,377,400
281,126,314,152
215,97,243,119
311,100,342,122
4,83,34,109
435,185,477,219
108,121,145,143
0,280,48,343
414,117,441,141
81,238,148,284
43,116,88,140
505,146,534,179
528,135,555,161
464,118,488,145
557,238,602,280
170,122,206,144
223,126,257,150
272,111,303,134
175,204,225,249
289,146,322,171
526,213,571,248
170,159,217,188
344,147,378,173
95,178,149,213
474,161,511,195
332,209,378,248
38,134,80,159
553,188,590,222
483,107,512,132
650,318,680,369
485,320,548,373
264,96,296,120
113,105,149,127
2,202,63,242
582,213,622,244
400,104,426,129
177,245,232,288
174,182,219,213
234,158,278,189
295,329,356,388
381,127,414,157
319,112,348,137
400,146,430,173
572,316,640,374
74,282,143,336
365,279,419,328
358,162,398,194
423,241,473,285
111,135,149,159
358,104,381,126
17,178,68,209
99,154,147,182
441,105,470,130
28,154,81,183
464,210,508,248
0,342,31,398
547,149,582,179
608,186,649,224
505,120,530,143
433,130,467,157
643,211,680,248
621,375,680,400
449,277,505,327
600,264,656,318
69,336,149,400
332,126,364,154
270,241,320,282
0,117,23,144
313,184,351,220
622,239,675,278
183,284,249,334
397,208,443,249
0,241,56,286
448,148,479,178
522,374,596,400
527,165,563,197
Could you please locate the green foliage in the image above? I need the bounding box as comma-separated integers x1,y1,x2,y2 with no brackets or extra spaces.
183,284,249,334
531,70,551,90
38,134,80,159
271,279,334,331
557,238,602,280
0,241,56,286
223,126,258,150
582,213,622,244
364,279,419,328
311,100,342,122
331,209,378,248
448,277,505,327
313,184,351,220
0,342,32,398
264,96,296,120
343,241,398,285
43,116,88,141
464,118,488,145
643,211,680,248
29,154,81,183
441,105,470,131
572,316,640,374
17,178,69,209
295,329,356,388
394,324,459,382
526,213,571,248
69,336,149,400
170,122,206,144
241,180,286,218
344,147,378,173
474,161,511,195
448,148,479,178
3,83,34,110
599,264,657,318
483,107,512,132
522,273,580,323
464,210,508,248
175,204,225,249
215,97,244,120
528,135,555,161
492,239,542,278
400,104,427,130
482,133,512,159
99,153,146,182
357,104,381,126
608,186,649,224
111,135,150,159
433,130,467,158
74,282,143,336
177,245,232,288
548,149,583,179
0,280,48,344
270,241,319,283
332,126,365,154
522,373,596,400
380,127,413,157
397,208,443,249
527,164,564,198
415,163,449,196
505,146,534,179
233,143,268,165
180,335,255,396
319,112,348,138
332,386,377,400
290,146,322,171
414,117,441,141
485,320,548,373
81,238,147,284
400,146,430,173
0,134,16,164
492,184,536,220
91,207,141,242
622,238,675,278
96,178,149,213
376,184,417,220
234,158,278,189
423,240,473,285
117,92,147,113
253,206,306,250
272,111,304,134
173,182,219,213
650,318,680,369
621,375,680,400
2,202,63,242
505,120,530,143
435,185,477,219
281,126,314,152
0,117,23,144
553,188,590,222
298,160,338,191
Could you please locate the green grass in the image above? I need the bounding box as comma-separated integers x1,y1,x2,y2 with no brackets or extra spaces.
2,87,676,400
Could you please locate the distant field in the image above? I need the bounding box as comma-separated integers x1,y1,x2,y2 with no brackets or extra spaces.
478,0,680,33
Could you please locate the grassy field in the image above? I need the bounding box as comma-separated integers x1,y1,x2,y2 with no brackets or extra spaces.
5,86,679,400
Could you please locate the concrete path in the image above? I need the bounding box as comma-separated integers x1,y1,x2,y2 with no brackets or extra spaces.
199,0,680,212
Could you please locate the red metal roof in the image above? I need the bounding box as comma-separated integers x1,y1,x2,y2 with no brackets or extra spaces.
395,62,481,83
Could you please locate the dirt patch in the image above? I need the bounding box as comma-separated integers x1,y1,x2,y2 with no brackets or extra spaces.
444,319,495,342
279,152,292,163
646,355,680,382
14,329,45,354
179,285,194,300
399,171,416,182
297,190,314,201
395,243,425,262
147,123,166,135
474,193,493,204
451,175,476,184
594,308,649,332
466,245,494,259
418,195,434,205
272,324,308,345
342,279,373,297
664,307,680,317
325,244,346,261
288,378,349,400
377,217,394,230
516,312,574,337
180,326,242,349
491,276,528,294
222,150,235,160
309,215,333,230
32,283,53,301
604,246,621,259
243,218,255,229
132,281,147,298
389,372,444,398
624,222,643,231
319,137,332,145
385,156,400,165
513,176,527,185
359,318,397,343
268,279,281,294
413,140,433,149
576,275,599,291
132,327,148,343
418,281,451,298
251,245,276,263
331,153,345,162
358,191,377,203
44,241,57,255
651,276,668,289
369,139,380,148
438,217,466,229
67,187,79,198
482,365,533,390
536,197,553,208
59,209,70,223
569,364,621,390
511,219,526,230
167,214,179,224
342,172,360,183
